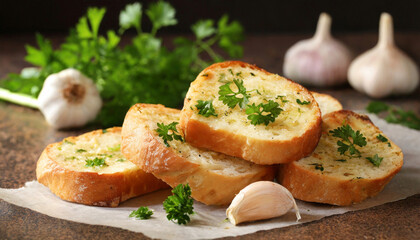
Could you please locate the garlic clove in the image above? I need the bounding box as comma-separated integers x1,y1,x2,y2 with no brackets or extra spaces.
226,181,301,225
348,13,419,98
38,68,102,129
283,13,352,87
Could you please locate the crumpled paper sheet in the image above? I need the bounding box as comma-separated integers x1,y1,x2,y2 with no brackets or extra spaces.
1,114,420,240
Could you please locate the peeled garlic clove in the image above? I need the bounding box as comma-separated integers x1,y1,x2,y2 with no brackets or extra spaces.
348,13,419,98
38,68,102,129
283,13,352,87
226,181,301,225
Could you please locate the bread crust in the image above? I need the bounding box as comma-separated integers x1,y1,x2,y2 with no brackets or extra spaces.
121,104,275,205
180,61,322,165
277,110,404,206
36,127,168,207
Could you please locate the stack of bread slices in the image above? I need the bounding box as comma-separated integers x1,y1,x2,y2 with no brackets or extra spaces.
37,61,403,208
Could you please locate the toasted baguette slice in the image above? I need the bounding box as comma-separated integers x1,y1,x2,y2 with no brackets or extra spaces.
180,61,322,165
36,127,168,207
311,91,343,116
121,104,275,205
277,110,403,206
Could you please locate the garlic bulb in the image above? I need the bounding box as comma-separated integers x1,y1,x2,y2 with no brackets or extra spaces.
226,181,301,225
38,68,102,129
283,13,352,86
348,13,419,98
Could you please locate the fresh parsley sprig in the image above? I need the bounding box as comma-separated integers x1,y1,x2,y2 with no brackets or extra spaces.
129,206,153,220
329,124,367,158
245,100,283,126
366,101,420,130
156,122,184,147
0,1,244,127
195,100,217,117
163,184,194,225
218,79,250,109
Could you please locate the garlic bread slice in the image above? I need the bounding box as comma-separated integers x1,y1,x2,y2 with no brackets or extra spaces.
278,110,403,206
36,127,168,207
180,61,322,165
121,104,275,205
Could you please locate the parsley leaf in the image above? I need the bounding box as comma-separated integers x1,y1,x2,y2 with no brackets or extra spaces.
146,0,177,35
156,122,184,147
195,100,217,117
85,157,107,167
366,101,420,130
366,101,390,113
309,163,324,171
218,79,250,109
376,134,391,147
329,124,367,158
366,154,383,167
108,144,121,152
296,99,310,105
163,184,194,225
129,206,153,220
76,149,87,153
119,3,142,33
245,100,283,126
192,20,216,40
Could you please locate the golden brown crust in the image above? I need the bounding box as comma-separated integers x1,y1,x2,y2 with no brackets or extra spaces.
121,104,275,205
180,61,322,165
277,110,404,206
36,127,168,207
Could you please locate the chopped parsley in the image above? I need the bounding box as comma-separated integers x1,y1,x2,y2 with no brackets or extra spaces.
366,154,383,167
102,129,108,134
335,159,347,162
76,149,87,153
218,79,250,109
108,144,121,151
163,184,194,225
329,124,367,158
276,95,289,103
116,158,126,162
309,163,324,171
156,122,184,147
195,100,217,117
64,140,74,145
296,99,310,105
85,157,107,167
129,206,153,220
245,100,283,126
376,134,391,147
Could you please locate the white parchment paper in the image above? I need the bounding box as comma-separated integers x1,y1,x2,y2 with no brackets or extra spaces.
1,115,420,240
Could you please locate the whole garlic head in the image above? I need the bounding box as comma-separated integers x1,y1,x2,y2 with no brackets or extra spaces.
283,13,352,87
348,13,419,98
38,68,102,129
226,181,301,225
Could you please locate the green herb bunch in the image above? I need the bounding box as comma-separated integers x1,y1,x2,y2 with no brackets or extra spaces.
0,1,244,127
163,184,194,225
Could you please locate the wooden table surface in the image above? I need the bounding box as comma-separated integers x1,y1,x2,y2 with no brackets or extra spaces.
1,33,419,239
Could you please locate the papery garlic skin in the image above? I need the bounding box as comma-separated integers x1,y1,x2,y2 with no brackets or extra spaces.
226,181,301,225
348,13,419,98
38,68,102,129
283,13,352,87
